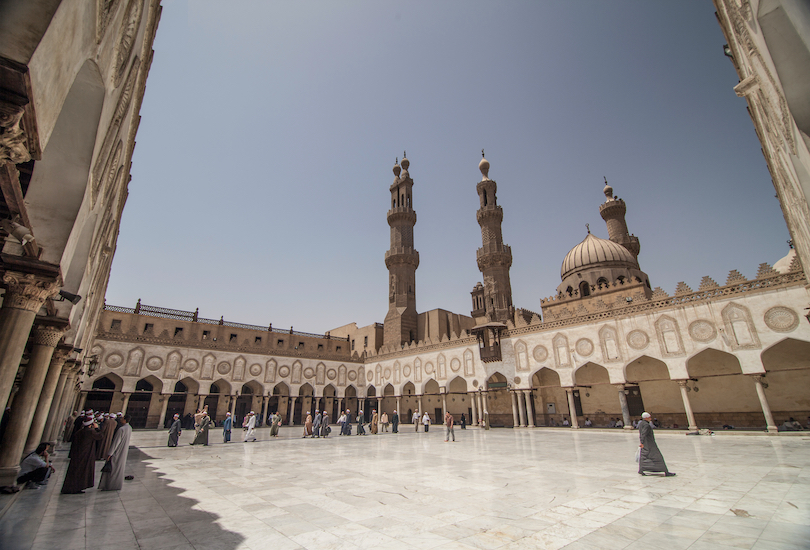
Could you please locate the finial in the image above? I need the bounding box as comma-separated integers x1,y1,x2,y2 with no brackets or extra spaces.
393,157,401,177
603,176,614,200
479,150,490,181
586,223,590,234
400,152,409,173
482,149,485,158
403,150,406,159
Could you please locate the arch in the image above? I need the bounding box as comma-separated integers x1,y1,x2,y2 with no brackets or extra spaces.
91,372,123,391
136,375,162,393
344,385,357,398
366,385,377,398
322,384,337,397
173,380,188,393
298,382,313,396
402,381,416,396
423,378,439,394
383,383,395,396
210,379,232,395
91,376,116,390
625,356,670,382
242,380,263,395
486,372,507,386
572,362,610,385
447,376,467,394
531,367,565,427
760,338,810,371
686,348,742,378
531,368,561,387
579,281,591,297
760,338,810,423
272,382,289,396
177,376,199,394
596,277,608,289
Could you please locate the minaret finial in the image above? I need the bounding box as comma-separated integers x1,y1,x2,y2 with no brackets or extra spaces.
604,176,607,185
586,223,590,234
479,151,490,181
482,149,485,158
403,150,406,159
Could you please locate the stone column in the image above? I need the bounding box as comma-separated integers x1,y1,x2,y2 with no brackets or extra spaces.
470,391,478,426
288,396,297,425
120,393,132,416
42,363,72,443
565,388,579,429
441,393,447,418
616,384,632,429
51,369,80,441
157,395,171,429
0,273,60,415
376,397,382,416
197,394,206,410
517,391,527,427
395,396,401,417
0,325,65,486
676,380,698,431
510,391,519,427
480,390,488,414
24,347,71,454
750,375,778,433
76,391,88,412
338,397,343,415
417,394,423,414
230,395,237,417
261,395,269,424
523,390,535,428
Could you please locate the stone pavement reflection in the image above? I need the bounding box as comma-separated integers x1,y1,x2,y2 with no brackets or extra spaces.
1,427,809,549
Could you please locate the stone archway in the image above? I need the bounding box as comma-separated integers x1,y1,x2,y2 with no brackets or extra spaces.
423,379,441,424
485,372,510,427
625,356,685,428
760,338,810,427
127,375,163,429
531,368,565,426
269,382,289,424
344,385,358,418
447,377,469,421
401,381,416,419
571,362,615,427
85,373,123,414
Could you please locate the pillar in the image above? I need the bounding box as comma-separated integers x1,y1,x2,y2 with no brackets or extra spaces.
565,388,579,429
121,392,132,415
676,380,698,431
76,391,88,412
0,324,64,487
470,391,478,426
395,396,401,416
440,393,447,418
750,375,778,434
376,396,382,415
42,362,71,443
288,396,297,425
24,348,71,454
510,391,519,427
417,394,423,414
616,384,632,429
523,390,535,428
480,390,487,414
197,394,205,410
338,397,343,415
261,395,269,424
51,368,79,441
230,395,237,417
157,394,170,429
0,272,60,416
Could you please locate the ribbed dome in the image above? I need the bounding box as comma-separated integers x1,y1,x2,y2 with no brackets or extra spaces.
561,233,638,279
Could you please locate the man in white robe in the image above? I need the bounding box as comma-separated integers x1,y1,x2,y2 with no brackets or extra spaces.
99,414,132,491
244,411,257,442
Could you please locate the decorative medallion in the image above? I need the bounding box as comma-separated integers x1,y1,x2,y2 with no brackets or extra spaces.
217,362,231,375
326,368,337,380
366,371,374,382
764,306,799,332
450,358,461,372
425,362,435,375
146,356,163,372
303,367,315,379
384,368,392,379
627,330,649,350
575,338,594,357
348,370,357,381
403,365,412,377
182,359,199,373
279,365,290,377
472,379,479,388
105,353,124,368
513,377,521,384
91,345,104,356
533,345,548,362
249,364,262,377
688,320,717,342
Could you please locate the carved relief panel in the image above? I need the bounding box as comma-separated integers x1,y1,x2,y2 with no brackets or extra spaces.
722,303,761,350
265,359,277,383
553,334,571,368
291,361,302,384
200,354,215,380
316,363,325,386
337,364,347,386
599,325,622,362
463,349,474,376
514,341,529,372
124,347,143,376
164,351,182,379
655,315,685,357
393,361,401,384
233,356,246,382
414,358,422,383
437,354,447,380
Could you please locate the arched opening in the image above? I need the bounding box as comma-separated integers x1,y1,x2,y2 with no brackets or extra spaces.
761,338,810,429
485,372,510,427
625,356,684,428
422,379,440,424
570,362,614,427
579,281,591,297
447,377,468,422
401,381,416,419
269,382,289,424
382,383,395,417
362,385,377,418
532,368,564,426
322,384,337,421
85,374,119,413
204,382,221,423
127,376,163,429
165,380,188,428
565,286,573,297
596,277,608,289
344,385,358,418
235,384,254,427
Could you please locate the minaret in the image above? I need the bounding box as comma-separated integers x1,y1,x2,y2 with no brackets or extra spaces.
384,153,419,347
599,178,640,259
473,152,514,323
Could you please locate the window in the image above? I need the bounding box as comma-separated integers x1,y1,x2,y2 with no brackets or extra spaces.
364,336,368,348
351,340,355,351
277,339,284,347
579,281,590,297
110,319,121,330
336,346,341,352
298,342,304,349
596,277,608,289
255,336,262,344
143,323,153,334
229,334,237,343
317,344,323,351
174,327,183,337
202,330,210,340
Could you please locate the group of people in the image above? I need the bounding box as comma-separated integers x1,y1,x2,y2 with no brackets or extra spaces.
60,409,132,494
303,410,331,437
169,407,286,446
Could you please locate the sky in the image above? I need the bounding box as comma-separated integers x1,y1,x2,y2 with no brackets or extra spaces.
105,1,790,335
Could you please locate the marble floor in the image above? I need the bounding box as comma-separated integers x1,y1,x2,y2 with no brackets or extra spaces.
1,426,809,550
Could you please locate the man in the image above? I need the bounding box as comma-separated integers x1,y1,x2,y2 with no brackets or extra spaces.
460,413,466,430
168,414,182,447
444,411,455,442
269,411,281,437
67,409,87,442
312,410,322,438
341,409,352,435
99,415,133,491
391,410,399,433
412,410,420,432
483,410,490,430
244,411,257,442
191,412,210,445
97,413,117,460
222,411,232,442
638,412,675,477
381,411,389,432
320,411,330,437
357,410,366,435
194,406,208,436
61,414,103,494
17,443,55,488
370,409,378,434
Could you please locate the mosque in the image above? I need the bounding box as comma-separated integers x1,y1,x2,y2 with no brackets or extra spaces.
0,0,808,489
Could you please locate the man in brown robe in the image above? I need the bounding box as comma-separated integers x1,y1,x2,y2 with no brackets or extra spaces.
370,410,379,434
61,416,103,494
96,414,117,460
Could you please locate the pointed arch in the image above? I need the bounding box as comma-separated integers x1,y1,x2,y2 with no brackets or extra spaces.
447,376,467,394
176,376,199,394
624,355,670,382
298,382,313,396
211,379,231,395
272,382,289,396
383,383,395,396
572,362,610,385
91,372,123,391
423,379,440,394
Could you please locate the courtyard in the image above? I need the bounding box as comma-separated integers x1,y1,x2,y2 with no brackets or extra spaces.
1,427,808,550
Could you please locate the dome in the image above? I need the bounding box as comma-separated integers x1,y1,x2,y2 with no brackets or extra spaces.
561,233,638,279
773,248,796,273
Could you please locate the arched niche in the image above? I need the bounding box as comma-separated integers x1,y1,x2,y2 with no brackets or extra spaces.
572,362,610,385
760,338,810,421
383,383,395,396
423,379,439,394
625,356,670,382
272,382,290,396
447,376,467,394
402,381,416,396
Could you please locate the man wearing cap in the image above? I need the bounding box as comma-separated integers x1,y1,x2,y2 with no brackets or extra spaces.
244,411,257,442
222,412,232,443
97,413,117,460
312,409,322,438
168,414,182,447
99,414,132,491
638,412,675,477
61,414,103,494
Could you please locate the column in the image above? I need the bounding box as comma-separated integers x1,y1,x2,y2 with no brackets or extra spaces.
516,391,527,427
338,397,343,415
0,324,64,487
441,393,447,418
24,348,70,454
417,395,423,414
261,395,269,425
524,390,535,428
510,391,520,427
376,397,382,415
395,396,401,416
157,395,171,429
470,391,478,426
288,396,297,425
121,393,132,415
50,367,79,441
41,362,71,443
676,380,698,431
616,384,632,429
197,394,205,410
750,375,778,434
565,388,579,428
230,395,237,417
480,390,488,414
0,272,60,416
76,392,88,412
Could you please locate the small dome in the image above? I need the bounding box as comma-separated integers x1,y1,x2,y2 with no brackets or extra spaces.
393,158,401,177
773,248,796,273
401,154,409,172
479,156,490,181
561,233,638,279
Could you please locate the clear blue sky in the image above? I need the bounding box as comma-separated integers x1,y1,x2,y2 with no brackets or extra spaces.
106,1,789,334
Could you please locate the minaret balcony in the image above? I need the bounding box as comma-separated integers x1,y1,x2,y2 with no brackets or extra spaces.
599,199,626,217
476,205,503,224
476,245,512,269
387,207,417,224
385,248,420,268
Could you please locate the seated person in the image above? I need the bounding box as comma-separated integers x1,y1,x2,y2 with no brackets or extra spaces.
632,420,639,429
608,418,616,428
17,443,55,488
615,419,624,428
790,417,803,430
584,418,592,427
780,419,796,431
562,417,570,426
548,418,556,427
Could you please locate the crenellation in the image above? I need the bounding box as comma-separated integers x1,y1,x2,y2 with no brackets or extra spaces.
699,276,719,290
674,282,693,295
756,263,779,279
726,269,747,284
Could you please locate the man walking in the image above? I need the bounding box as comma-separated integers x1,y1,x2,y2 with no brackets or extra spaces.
357,410,366,435
413,410,420,432
222,411,232,443
392,410,399,433
638,412,675,477
99,414,132,491
168,414,182,447
244,411,257,442
312,410,322,438
444,411,455,442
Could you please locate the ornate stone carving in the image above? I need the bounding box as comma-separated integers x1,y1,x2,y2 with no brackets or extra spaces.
91,344,104,356
764,306,799,332
655,315,685,356
2,273,61,312
124,347,144,376
265,360,277,383
437,355,446,380
402,364,411,377
112,0,144,88
384,367,392,379
450,358,461,373
575,338,594,357
232,357,245,381
413,359,422,383
182,359,199,373
598,325,622,362
165,351,181,379
31,326,65,347
249,363,262,377
722,303,761,350
146,356,163,371
425,361,434,375
553,333,571,368
689,320,717,343
514,341,529,371
0,103,30,164
393,363,401,384
627,330,649,351
303,367,315,379
338,365,347,386
278,365,290,378
94,139,122,207
366,370,374,382
326,368,336,381
200,354,215,379
358,366,366,386
96,0,119,42
532,345,548,362
105,353,124,368
347,370,357,381
464,349,474,376
216,361,231,375
316,363,325,385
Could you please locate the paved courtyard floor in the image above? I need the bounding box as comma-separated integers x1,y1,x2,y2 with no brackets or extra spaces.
1,426,808,550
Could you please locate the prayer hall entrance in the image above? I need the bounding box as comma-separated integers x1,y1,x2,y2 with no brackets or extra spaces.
165,381,189,428
84,376,116,413
127,379,155,429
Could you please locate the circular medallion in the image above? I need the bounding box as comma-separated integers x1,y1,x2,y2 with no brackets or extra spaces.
249,364,262,376
689,320,717,343
366,371,374,382
513,377,521,384
575,339,594,357
146,356,163,371
217,362,231,375
764,306,799,332
183,359,199,372
91,345,104,355
403,365,412,377
279,365,290,377
472,379,479,388
450,358,461,372
425,362,435,375
105,353,124,368
533,346,548,362
326,368,337,380
384,368,392,379
627,330,649,350
303,367,315,379
348,370,357,381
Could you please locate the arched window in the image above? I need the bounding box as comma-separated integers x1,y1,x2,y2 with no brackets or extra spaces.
210,383,220,394
92,377,116,390
173,381,187,393
596,277,608,289
566,286,573,297
483,191,488,206
617,276,626,284
579,281,591,297
135,379,153,392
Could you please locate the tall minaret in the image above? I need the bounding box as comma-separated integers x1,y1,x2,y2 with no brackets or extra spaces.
474,152,514,323
384,153,419,347
598,178,640,259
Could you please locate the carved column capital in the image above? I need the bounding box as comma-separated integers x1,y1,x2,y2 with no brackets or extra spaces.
31,325,66,348
0,102,30,165
676,379,690,388
2,272,61,312
49,347,72,365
